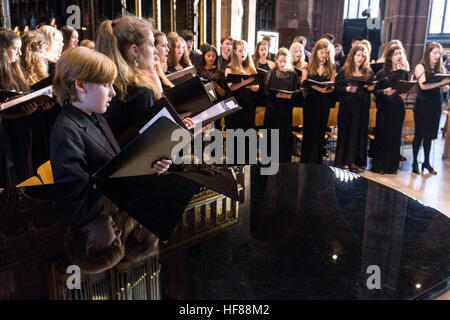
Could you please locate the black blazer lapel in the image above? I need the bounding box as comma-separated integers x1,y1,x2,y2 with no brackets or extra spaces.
64,105,118,158
98,114,121,154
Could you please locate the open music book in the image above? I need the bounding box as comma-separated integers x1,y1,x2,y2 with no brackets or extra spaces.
226,72,266,86
0,85,53,111
187,97,242,129
302,79,336,88
392,80,417,94
166,65,197,86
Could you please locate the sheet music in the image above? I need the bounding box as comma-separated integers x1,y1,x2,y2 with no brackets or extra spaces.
0,85,52,110
188,99,239,129
139,108,177,134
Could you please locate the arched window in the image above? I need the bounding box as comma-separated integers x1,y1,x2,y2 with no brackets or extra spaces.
343,0,380,19
428,0,450,34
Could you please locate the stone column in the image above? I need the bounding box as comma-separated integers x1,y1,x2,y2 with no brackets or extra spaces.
381,0,431,68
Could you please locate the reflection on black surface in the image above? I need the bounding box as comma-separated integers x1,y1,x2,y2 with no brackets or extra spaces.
161,163,450,300
1,163,449,299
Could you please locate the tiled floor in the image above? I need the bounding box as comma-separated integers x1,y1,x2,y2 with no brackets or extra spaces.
360,126,450,219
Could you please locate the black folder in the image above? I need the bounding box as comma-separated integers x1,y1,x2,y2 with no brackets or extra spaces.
116,96,189,147
188,97,242,128
0,90,20,102
370,62,384,74
269,88,303,95
164,76,213,116
302,79,335,88
344,78,377,87
166,65,197,85
226,72,266,86
30,76,53,91
94,116,190,178
0,86,54,118
392,80,417,94
169,72,194,86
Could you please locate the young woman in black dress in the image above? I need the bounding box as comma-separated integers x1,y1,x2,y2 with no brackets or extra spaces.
0,28,35,187
264,48,299,162
371,45,409,174
300,38,335,164
167,36,192,74
196,43,226,100
224,39,260,131
412,42,450,174
252,40,275,71
335,45,374,172
289,42,307,107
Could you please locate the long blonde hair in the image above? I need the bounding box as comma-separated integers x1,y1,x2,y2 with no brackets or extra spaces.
20,31,49,85
307,38,335,77
96,15,162,101
275,47,294,71
228,40,256,74
289,42,307,69
38,25,62,63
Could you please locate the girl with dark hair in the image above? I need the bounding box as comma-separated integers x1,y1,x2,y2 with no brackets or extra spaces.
412,42,450,174
334,45,374,172
300,38,336,164
252,40,275,71
0,28,34,187
61,25,79,52
197,43,226,99
371,46,409,174
264,48,299,162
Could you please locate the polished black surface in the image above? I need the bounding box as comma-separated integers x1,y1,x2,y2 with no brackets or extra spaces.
161,163,450,300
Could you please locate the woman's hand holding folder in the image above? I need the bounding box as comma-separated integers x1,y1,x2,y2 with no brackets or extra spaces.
153,159,172,175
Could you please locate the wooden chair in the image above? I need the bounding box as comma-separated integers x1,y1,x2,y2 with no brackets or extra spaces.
37,160,54,184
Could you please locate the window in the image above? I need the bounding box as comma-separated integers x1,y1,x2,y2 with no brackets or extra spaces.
343,0,379,19
428,0,450,34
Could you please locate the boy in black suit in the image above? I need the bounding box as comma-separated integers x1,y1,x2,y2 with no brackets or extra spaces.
50,47,171,273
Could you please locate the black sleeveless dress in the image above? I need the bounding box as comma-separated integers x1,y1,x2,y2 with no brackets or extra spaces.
414,70,442,139
301,74,334,164
372,69,408,173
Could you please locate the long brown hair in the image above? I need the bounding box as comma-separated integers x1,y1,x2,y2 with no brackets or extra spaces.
167,36,192,69
383,45,405,76
252,40,268,68
96,15,162,101
228,40,256,74
0,28,29,91
307,38,335,77
342,45,372,80
421,42,445,74
20,31,49,85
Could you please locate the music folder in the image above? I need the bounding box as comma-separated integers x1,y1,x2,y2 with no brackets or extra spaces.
166,65,197,85
164,76,213,116
188,97,242,129
0,90,20,102
0,85,54,118
301,79,335,88
392,80,417,94
269,88,303,95
370,62,384,74
226,72,266,86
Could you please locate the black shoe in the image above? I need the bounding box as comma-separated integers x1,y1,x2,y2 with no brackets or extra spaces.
412,162,419,174
422,163,437,174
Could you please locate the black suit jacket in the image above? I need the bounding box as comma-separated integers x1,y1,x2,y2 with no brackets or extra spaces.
50,104,121,227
